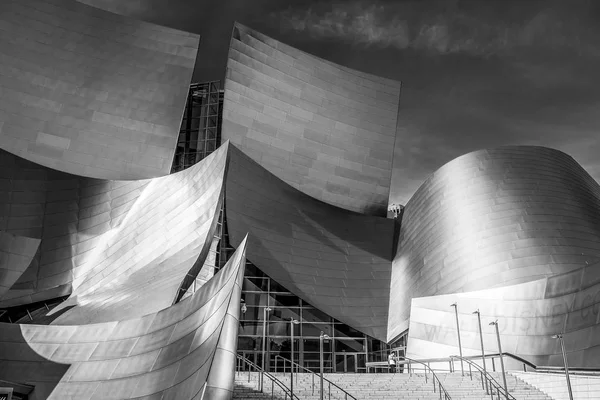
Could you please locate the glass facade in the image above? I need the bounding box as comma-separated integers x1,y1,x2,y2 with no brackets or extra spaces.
171,81,222,172
237,262,404,373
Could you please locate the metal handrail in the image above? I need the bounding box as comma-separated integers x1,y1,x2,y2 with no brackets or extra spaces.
451,355,516,400
464,352,600,376
399,356,452,400
274,355,358,400
236,354,300,400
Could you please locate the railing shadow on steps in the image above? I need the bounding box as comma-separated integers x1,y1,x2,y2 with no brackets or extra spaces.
274,355,358,400
450,355,516,400
236,354,300,400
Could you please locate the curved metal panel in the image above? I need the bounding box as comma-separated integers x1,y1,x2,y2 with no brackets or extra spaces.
225,144,394,341
0,144,227,314
0,0,199,180
0,232,40,298
0,148,148,307
49,144,228,324
407,259,600,368
222,22,401,216
388,146,600,342
0,235,247,399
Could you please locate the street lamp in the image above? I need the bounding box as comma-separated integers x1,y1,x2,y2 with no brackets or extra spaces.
450,303,464,375
552,334,573,400
319,331,331,400
260,306,272,392
473,310,488,394
289,318,300,399
489,320,508,399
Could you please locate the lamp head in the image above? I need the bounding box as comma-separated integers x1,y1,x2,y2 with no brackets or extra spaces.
552,334,562,339
489,320,497,326
290,318,299,324
264,307,272,312
472,310,480,315
450,303,457,307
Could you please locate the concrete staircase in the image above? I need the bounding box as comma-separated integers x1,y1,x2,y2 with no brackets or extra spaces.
233,371,554,400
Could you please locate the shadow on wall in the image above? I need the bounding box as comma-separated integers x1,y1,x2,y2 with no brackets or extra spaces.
0,323,70,399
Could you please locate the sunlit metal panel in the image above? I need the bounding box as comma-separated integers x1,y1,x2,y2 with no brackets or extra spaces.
0,236,247,399
407,259,600,368
222,22,401,216
389,146,600,342
0,0,199,180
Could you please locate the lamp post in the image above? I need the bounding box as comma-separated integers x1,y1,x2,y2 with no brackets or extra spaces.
260,306,272,392
473,310,488,394
552,334,573,400
319,331,331,400
489,320,508,400
450,303,464,375
290,318,299,399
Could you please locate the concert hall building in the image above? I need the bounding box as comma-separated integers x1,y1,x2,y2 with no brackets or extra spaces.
1,0,599,398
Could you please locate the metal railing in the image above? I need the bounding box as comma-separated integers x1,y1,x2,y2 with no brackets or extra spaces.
274,355,358,400
458,352,600,376
395,357,453,400
450,355,516,400
236,354,299,400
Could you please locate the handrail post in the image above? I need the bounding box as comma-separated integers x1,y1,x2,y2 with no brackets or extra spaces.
451,303,464,376
474,309,489,394
490,321,509,400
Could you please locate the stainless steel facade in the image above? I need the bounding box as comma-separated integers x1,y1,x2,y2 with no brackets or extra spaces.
407,259,600,368
0,236,247,399
222,22,401,216
1,5,600,397
0,0,198,180
389,146,600,368
225,145,395,341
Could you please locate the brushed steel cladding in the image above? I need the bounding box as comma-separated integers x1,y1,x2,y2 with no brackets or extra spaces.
225,144,394,341
407,260,600,368
49,145,227,324
0,144,227,312
0,236,247,400
222,22,401,216
0,0,199,180
0,148,148,307
0,232,40,298
388,146,600,342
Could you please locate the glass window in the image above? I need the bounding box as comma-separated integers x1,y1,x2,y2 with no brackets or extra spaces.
335,338,366,353
302,307,331,323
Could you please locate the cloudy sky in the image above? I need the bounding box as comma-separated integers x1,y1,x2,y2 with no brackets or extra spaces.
81,0,600,205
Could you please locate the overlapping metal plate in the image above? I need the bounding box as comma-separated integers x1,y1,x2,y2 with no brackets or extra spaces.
0,236,247,399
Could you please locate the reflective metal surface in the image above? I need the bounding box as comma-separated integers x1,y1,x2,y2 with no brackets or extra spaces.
0,235,247,399
408,258,600,368
0,144,227,315
388,146,600,342
0,0,199,180
50,145,228,324
225,144,395,341
222,22,401,216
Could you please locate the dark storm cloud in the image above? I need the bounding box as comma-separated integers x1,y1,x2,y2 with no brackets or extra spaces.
270,1,600,57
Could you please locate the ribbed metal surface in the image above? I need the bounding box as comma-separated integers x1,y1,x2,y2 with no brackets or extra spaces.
226,144,394,341
0,145,227,314
222,22,401,216
0,236,247,399
389,146,600,344
0,0,198,180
